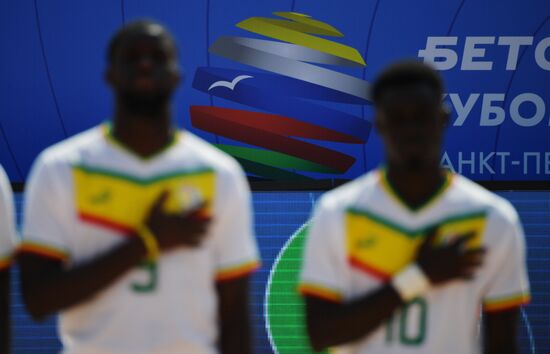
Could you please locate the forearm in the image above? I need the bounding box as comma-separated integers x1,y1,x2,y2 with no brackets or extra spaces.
483,309,520,354
484,346,518,354
217,277,252,354
218,311,252,354
307,284,403,351
0,269,10,354
483,333,518,354
20,237,146,318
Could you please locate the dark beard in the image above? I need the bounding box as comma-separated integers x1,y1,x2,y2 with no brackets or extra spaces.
118,91,171,117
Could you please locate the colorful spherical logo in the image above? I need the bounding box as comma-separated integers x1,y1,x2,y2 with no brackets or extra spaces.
190,11,371,181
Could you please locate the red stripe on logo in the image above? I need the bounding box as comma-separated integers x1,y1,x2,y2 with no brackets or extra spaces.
190,106,356,172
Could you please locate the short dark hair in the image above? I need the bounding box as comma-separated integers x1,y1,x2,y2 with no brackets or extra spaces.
371,60,444,106
107,19,176,63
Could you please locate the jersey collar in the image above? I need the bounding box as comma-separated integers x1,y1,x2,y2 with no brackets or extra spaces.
378,167,454,213
102,122,181,161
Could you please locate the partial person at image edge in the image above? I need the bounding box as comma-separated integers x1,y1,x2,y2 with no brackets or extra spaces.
0,165,18,354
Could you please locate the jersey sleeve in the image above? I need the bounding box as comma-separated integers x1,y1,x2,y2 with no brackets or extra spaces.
482,207,530,312
21,155,71,262
212,164,260,282
299,197,348,303
0,166,17,270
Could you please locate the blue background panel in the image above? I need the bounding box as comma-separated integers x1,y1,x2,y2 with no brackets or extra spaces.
9,191,550,354
1,0,548,182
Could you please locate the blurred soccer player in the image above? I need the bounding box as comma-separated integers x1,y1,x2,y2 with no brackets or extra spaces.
0,165,17,354
18,20,259,354
299,61,530,354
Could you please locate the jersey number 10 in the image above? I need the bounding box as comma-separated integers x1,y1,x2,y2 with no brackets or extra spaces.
385,297,428,346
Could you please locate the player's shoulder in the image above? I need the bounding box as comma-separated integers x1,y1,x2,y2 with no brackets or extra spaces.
179,131,246,179
33,125,104,170
317,170,379,213
451,174,519,225
0,165,10,191
0,165,13,208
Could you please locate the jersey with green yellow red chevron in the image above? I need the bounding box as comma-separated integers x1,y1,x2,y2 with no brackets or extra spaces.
346,208,487,280
73,164,216,235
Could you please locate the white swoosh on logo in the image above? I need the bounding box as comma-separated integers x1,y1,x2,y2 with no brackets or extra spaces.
208,75,253,91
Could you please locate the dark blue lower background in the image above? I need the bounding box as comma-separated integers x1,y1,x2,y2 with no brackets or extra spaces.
9,191,550,353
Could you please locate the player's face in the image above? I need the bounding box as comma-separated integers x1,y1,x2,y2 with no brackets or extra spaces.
376,90,447,171
107,27,180,113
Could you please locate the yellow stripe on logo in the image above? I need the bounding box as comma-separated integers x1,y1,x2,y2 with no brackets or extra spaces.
236,12,365,66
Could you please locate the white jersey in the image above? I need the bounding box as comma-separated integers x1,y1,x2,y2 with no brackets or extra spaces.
0,165,17,270
22,123,260,354
300,169,530,354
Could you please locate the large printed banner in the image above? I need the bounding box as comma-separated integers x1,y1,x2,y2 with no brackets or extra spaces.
1,0,549,183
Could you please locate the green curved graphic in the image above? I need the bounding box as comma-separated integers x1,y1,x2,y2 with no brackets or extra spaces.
266,224,327,354
215,144,339,174
236,159,312,181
